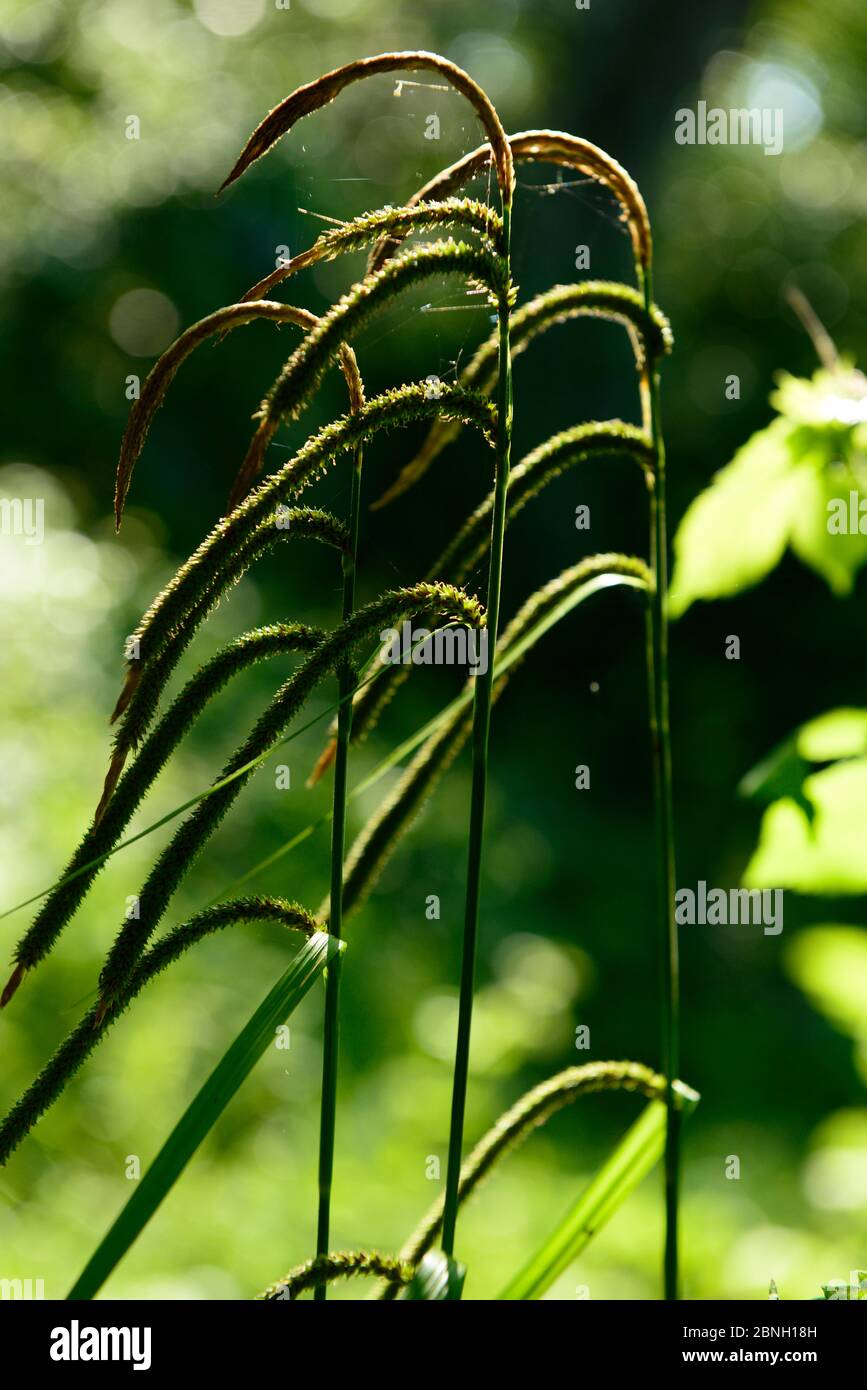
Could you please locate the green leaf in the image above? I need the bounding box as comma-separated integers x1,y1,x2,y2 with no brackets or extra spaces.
819,1272,867,1300
670,418,807,616
67,932,342,1300
797,707,867,762
401,1251,467,1300
788,458,867,595
498,1081,700,1300
670,364,867,616
742,709,867,893
744,758,867,894
770,363,867,430
738,732,810,809
739,707,867,816
784,926,867,1043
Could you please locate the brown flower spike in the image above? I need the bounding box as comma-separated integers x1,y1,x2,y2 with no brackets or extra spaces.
218,52,514,206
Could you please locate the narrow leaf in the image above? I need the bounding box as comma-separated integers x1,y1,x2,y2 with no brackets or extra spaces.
744,758,867,893
498,1081,699,1300
67,932,342,1300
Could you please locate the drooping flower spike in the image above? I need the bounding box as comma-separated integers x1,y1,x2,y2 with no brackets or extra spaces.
218,52,515,207
114,302,362,530
227,197,502,308
366,128,652,277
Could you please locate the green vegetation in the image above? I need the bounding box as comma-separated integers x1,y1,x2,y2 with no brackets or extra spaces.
2,0,865,1303
0,50,692,1300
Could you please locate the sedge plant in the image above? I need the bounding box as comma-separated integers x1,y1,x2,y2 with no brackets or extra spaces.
0,52,689,1301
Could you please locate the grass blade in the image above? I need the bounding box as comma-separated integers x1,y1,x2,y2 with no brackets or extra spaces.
498,1081,699,1301
67,931,342,1300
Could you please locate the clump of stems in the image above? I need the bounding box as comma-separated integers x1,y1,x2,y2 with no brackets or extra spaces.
0,52,683,1303
218,50,516,1291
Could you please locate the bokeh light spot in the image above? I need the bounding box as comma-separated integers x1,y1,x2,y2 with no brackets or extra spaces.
109,288,179,356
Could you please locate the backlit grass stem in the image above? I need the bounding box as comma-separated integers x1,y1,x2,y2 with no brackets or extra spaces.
642,261,680,1300
440,203,513,1268
316,426,364,1298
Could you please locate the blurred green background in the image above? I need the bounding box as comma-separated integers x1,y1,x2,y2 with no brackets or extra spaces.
1,0,865,1299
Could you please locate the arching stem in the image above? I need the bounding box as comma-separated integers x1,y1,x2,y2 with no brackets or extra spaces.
315,441,363,1298
441,203,513,1268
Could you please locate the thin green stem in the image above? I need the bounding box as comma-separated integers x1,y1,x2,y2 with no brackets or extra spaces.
641,263,680,1300
315,442,363,1298
441,203,512,1266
